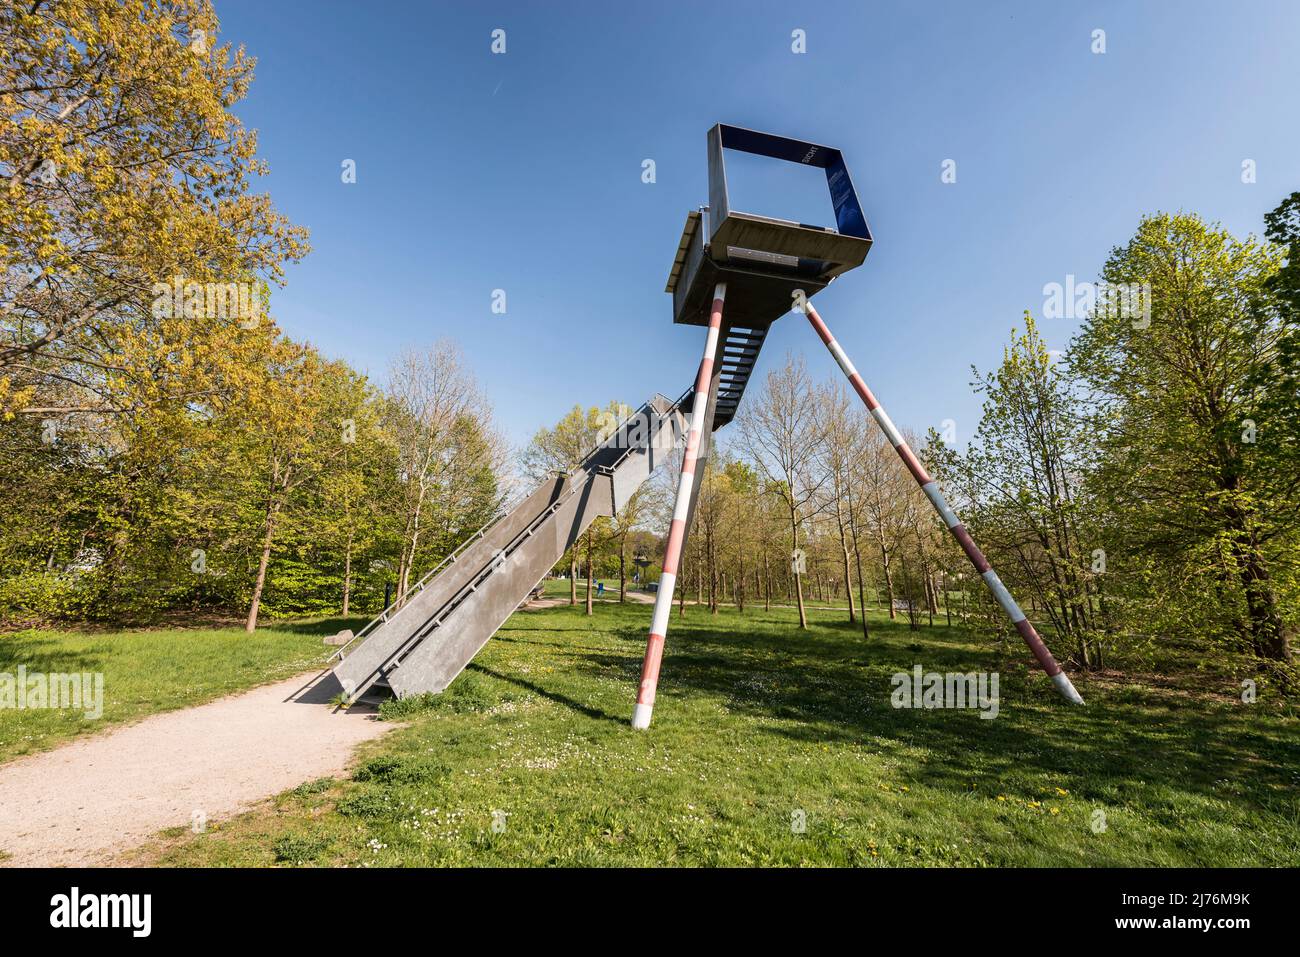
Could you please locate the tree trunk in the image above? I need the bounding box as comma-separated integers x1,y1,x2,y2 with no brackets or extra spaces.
879,537,896,619
246,498,281,633
569,552,577,606
923,562,935,626
619,536,627,603
585,531,594,616
342,528,353,616
763,551,771,611
713,527,721,613
1230,523,1293,662
899,553,919,632
790,506,807,629
850,525,870,640
397,480,430,603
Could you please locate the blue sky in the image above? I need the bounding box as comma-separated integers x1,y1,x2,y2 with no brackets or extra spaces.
214,0,1300,452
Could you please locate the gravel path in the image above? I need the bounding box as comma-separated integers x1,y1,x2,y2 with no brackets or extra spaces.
0,671,393,867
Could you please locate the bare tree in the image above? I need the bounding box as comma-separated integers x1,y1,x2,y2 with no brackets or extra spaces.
610,486,650,603
853,426,909,620
737,353,828,630
819,381,875,638
386,341,502,602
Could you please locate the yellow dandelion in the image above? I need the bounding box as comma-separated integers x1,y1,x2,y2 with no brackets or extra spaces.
1049,807,1060,815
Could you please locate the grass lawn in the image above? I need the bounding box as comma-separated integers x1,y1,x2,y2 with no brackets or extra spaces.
127,602,1299,867
0,617,352,763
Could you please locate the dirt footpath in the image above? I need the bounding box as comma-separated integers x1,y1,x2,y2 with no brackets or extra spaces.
0,671,392,867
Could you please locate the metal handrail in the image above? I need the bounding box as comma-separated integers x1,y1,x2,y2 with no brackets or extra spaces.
330,394,686,669
329,511,504,661
365,471,592,687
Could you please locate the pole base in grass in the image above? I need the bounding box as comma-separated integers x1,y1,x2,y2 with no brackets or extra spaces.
1052,671,1086,705
631,702,654,729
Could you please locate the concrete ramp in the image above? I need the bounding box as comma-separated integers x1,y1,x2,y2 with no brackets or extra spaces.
330,394,686,703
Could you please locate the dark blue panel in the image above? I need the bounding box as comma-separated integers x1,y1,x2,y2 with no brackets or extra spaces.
715,125,870,240
825,158,870,239
718,125,835,168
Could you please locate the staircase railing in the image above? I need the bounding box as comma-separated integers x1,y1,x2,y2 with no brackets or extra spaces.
328,511,505,662
367,468,595,689
330,393,686,670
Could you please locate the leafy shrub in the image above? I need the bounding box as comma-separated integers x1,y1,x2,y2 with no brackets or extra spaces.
352,756,450,786
336,792,393,819
378,671,507,718
292,777,334,798
273,834,330,863
0,571,88,623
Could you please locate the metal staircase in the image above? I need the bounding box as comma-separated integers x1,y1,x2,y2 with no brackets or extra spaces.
712,324,769,427
330,393,687,703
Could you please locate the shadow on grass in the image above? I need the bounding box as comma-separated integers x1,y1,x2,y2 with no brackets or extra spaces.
544,610,1299,813
468,663,623,725
269,616,370,637
0,634,106,673
491,634,625,657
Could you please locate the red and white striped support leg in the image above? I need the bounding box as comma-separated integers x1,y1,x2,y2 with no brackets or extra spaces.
801,301,1084,705
632,283,726,729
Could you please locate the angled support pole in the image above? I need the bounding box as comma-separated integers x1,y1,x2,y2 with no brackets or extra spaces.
800,299,1084,705
632,282,726,728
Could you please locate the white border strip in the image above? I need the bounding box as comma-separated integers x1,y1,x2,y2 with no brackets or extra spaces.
921,481,960,528
1052,672,1085,705
632,701,654,728
671,474,694,522
871,407,904,447
828,339,858,379
981,569,1026,623
649,571,676,636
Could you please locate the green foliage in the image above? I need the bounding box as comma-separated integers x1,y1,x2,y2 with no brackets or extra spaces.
0,571,90,623
1264,190,1300,315
272,834,330,864
1071,212,1297,669
336,792,395,820
352,756,450,786
291,777,334,798
0,5,504,632
378,670,509,717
